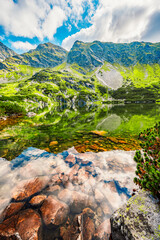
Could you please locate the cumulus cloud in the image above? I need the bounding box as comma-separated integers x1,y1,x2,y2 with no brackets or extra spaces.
11,41,37,51
62,0,160,50
0,0,94,41
0,0,160,51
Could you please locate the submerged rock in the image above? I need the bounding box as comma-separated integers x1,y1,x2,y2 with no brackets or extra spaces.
0,148,139,239
0,202,25,222
29,194,47,207
0,209,42,240
12,176,49,201
110,190,160,240
16,209,42,240
40,196,69,228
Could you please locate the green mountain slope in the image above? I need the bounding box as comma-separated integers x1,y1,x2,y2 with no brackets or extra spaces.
96,62,160,101
67,40,160,70
0,68,108,118
0,42,67,69
0,42,17,61
0,40,160,107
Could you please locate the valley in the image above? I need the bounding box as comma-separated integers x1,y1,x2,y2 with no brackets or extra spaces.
0,40,160,240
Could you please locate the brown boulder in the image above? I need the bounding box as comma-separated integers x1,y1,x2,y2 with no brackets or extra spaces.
82,216,95,240
60,208,95,240
0,214,19,239
77,209,95,240
40,196,69,228
0,209,42,240
0,202,25,221
29,194,47,207
12,176,49,201
82,208,95,218
17,209,42,240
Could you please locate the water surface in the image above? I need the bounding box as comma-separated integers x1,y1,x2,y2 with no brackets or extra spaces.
0,103,159,160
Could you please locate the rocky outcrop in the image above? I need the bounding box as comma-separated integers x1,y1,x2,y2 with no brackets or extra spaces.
110,190,160,240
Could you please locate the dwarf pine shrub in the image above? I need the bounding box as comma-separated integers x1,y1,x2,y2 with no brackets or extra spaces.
134,122,160,199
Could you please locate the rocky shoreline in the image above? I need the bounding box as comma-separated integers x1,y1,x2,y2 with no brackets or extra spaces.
0,147,138,239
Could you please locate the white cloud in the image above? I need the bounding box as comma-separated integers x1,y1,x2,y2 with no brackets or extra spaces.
11,41,37,51
1,0,159,51
62,0,160,50
0,0,95,41
42,6,66,40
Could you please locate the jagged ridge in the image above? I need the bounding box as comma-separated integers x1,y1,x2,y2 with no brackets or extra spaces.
0,42,17,61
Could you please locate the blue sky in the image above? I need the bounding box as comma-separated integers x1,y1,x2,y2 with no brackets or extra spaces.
0,0,160,53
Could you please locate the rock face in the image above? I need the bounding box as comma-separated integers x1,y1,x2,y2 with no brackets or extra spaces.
110,190,160,240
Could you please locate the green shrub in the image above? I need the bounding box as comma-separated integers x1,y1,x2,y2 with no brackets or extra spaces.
134,122,160,198
97,84,107,95
0,101,26,115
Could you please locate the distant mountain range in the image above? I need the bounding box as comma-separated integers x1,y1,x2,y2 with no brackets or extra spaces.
68,41,160,70
0,40,160,118
0,40,160,70
0,42,16,61
0,42,67,69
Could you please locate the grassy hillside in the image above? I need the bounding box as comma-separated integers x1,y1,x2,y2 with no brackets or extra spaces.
0,64,41,82
67,41,160,70
97,62,160,101
0,43,67,69
0,68,108,118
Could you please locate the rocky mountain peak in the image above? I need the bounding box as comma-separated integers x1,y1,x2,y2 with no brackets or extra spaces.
0,41,17,61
